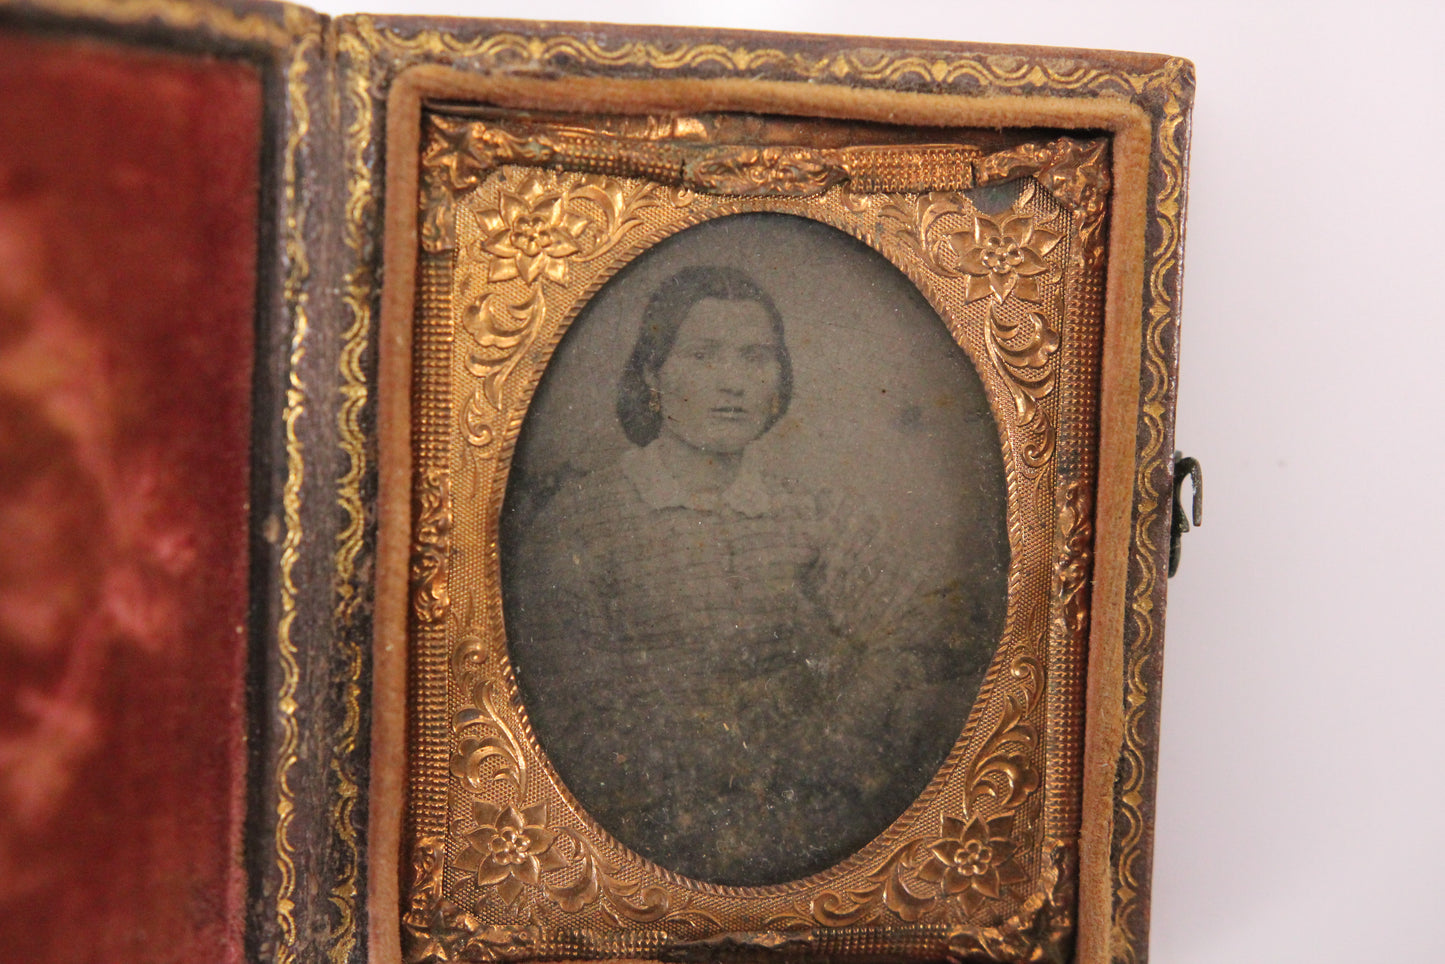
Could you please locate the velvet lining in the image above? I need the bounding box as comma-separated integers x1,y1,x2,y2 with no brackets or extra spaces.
0,30,261,964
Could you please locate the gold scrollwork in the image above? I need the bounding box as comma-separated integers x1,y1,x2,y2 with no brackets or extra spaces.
764,654,1043,931
687,145,845,196
420,626,720,946
16,0,291,45
411,467,451,624
987,305,1061,471
1111,61,1194,964
273,9,318,963
460,290,545,448
879,181,1065,475
975,138,1110,274
420,114,982,208
943,843,1075,964
404,835,542,963
1052,480,1094,644
451,679,526,799
452,172,688,449
327,19,389,964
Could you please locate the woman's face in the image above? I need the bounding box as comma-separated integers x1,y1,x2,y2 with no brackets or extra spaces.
646,296,783,455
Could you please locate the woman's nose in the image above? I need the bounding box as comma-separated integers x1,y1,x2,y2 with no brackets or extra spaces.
710,357,748,394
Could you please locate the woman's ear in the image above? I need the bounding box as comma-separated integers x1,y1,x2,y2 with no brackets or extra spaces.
642,368,657,391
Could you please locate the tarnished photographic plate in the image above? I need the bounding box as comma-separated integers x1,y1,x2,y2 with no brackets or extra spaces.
374,34,1193,964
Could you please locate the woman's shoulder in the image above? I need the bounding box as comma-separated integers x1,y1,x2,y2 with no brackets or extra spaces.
524,454,705,563
525,459,643,534
757,474,873,532
505,461,637,592
747,467,828,518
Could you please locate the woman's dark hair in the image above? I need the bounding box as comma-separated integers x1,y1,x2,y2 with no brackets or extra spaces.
617,265,793,446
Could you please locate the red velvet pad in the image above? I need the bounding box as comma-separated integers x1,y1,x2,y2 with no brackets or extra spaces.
0,30,261,964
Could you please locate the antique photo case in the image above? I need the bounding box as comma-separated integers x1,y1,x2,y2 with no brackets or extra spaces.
0,3,1193,962
373,33,1192,964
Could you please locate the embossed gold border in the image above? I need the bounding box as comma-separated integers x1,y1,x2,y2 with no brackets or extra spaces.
418,151,1088,957
1107,60,1193,964
0,0,290,45
275,11,317,962
374,45,1176,962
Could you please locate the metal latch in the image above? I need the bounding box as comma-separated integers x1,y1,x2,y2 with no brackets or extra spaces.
1169,452,1203,577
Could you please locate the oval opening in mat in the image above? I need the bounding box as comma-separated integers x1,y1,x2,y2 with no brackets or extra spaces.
501,213,1009,887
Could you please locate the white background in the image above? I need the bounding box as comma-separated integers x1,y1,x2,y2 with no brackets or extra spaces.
313,1,1445,959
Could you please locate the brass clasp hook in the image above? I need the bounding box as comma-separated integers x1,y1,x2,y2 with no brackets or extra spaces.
1169,452,1203,577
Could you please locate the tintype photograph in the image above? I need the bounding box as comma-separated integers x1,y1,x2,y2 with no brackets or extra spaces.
500,213,1010,886
397,87,1125,962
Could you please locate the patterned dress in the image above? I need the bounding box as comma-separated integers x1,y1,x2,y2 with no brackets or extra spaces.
505,443,992,885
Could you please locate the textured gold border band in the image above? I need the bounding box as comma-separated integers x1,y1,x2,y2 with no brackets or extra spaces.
275,7,317,964
1110,61,1192,964
0,0,288,44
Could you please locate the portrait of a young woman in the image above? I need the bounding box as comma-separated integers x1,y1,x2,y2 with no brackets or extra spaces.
501,214,1009,886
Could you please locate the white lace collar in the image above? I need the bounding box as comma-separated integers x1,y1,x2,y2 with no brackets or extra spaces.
620,443,772,517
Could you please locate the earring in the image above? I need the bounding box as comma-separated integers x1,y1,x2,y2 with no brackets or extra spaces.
647,386,661,413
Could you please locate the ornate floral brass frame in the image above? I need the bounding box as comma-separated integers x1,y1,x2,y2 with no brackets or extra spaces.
404,113,1104,962
376,35,1191,962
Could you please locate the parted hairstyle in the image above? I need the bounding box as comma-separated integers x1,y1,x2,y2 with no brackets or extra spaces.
616,265,793,446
